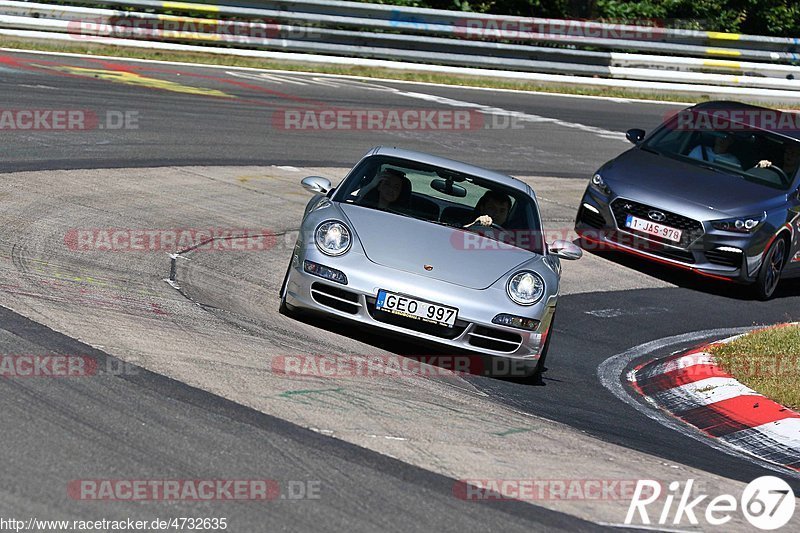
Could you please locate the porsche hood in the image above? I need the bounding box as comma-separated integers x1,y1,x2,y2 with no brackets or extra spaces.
339,203,536,290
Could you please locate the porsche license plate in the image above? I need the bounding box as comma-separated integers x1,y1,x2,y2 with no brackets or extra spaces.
625,215,682,242
376,290,458,327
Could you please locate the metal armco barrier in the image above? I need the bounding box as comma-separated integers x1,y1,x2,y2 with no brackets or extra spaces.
1,0,799,98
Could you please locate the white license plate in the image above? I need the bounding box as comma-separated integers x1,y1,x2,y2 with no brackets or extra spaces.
376,290,458,327
625,215,683,242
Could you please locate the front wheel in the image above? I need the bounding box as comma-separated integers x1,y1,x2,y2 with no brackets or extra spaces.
754,237,787,300
278,262,299,317
525,312,556,383
279,294,299,317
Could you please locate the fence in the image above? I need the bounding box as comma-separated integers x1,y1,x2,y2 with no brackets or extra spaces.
1,0,799,100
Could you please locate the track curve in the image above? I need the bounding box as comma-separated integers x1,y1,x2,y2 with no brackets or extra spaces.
1,49,799,530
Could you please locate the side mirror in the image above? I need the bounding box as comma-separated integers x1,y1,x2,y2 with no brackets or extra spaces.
301,176,332,195
626,128,646,145
548,240,582,260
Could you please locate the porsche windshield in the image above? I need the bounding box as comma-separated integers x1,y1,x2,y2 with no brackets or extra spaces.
333,155,544,254
643,113,800,190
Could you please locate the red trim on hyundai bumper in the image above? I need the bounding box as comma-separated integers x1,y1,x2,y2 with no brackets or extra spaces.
577,232,735,282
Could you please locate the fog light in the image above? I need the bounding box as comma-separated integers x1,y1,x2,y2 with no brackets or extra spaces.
492,314,540,331
716,246,743,254
304,260,347,284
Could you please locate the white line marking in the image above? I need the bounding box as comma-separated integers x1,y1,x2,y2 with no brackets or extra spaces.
598,327,800,479
309,77,345,88
596,523,695,532
391,89,627,141
367,434,408,441
18,83,57,90
225,70,309,86
585,306,669,318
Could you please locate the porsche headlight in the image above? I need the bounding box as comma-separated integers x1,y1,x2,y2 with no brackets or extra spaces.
506,271,545,306
315,220,351,256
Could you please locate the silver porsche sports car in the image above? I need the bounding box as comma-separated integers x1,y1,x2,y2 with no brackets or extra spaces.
280,147,581,377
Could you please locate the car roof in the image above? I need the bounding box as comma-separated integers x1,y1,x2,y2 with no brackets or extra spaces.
367,146,533,195
689,101,800,142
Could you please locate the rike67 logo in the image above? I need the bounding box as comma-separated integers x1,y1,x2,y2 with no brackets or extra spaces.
626,477,795,530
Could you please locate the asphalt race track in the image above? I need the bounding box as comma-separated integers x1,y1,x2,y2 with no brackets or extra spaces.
0,49,645,176
1,49,799,531
0,306,596,532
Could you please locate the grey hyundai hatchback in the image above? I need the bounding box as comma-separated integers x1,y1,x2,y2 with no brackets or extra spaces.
575,101,800,299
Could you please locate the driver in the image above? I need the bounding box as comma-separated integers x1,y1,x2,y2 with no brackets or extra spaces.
467,190,512,228
786,143,800,173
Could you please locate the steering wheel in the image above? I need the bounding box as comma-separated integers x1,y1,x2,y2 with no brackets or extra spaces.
464,219,504,231
469,223,515,245
764,164,789,184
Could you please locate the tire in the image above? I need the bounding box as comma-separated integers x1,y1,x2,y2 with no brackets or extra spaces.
526,311,556,383
279,295,298,317
278,261,293,299
754,236,787,300
278,262,299,317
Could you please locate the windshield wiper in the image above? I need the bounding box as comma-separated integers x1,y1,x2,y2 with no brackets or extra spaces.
693,161,726,174
639,146,661,156
429,219,462,228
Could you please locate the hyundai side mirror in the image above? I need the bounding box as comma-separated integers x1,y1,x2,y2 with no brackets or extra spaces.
548,240,582,260
301,176,332,195
626,128,646,145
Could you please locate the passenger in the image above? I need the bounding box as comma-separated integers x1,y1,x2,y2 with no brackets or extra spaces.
362,168,411,210
688,132,742,167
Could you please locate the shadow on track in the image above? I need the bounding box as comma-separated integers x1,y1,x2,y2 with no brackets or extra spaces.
280,301,549,386
580,249,800,301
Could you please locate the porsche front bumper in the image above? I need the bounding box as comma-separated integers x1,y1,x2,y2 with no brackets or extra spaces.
283,253,557,361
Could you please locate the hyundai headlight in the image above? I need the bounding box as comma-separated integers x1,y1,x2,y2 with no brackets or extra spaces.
710,214,766,234
315,220,352,256
506,271,545,306
590,173,612,195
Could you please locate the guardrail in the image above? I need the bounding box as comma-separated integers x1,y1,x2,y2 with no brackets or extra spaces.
1,0,799,99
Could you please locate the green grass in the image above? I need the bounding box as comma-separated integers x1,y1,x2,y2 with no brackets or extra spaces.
711,324,800,409
0,36,717,103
